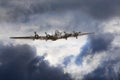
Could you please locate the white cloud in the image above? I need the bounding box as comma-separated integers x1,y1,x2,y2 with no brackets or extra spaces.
64,52,107,79
102,17,120,47
33,36,88,66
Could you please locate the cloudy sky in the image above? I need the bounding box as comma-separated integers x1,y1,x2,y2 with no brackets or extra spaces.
0,0,120,80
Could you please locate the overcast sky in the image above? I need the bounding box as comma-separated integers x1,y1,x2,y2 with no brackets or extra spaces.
0,0,120,80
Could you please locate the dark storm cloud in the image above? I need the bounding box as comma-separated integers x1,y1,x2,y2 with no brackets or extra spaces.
0,44,36,80
89,33,114,53
0,0,120,22
19,0,120,20
0,43,73,80
75,33,114,65
80,0,120,20
28,56,73,80
0,0,81,22
84,65,120,80
0,44,36,64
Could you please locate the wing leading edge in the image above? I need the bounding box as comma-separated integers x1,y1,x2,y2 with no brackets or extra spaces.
10,31,94,41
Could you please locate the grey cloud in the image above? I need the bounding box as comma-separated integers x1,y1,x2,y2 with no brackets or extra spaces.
83,57,120,80
75,33,114,64
0,0,81,22
0,44,36,65
80,0,120,20
75,33,120,79
0,44,36,80
28,56,73,80
89,33,114,53
0,43,73,80
84,65,120,80
0,0,120,22
63,55,74,66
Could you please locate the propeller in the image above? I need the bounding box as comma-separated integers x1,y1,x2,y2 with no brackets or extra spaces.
45,32,51,41
64,32,68,40
73,31,78,39
45,32,49,37
34,32,37,35
34,31,39,40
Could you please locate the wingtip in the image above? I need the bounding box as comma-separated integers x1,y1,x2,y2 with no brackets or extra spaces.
9,37,13,39
9,37,17,39
9,37,14,39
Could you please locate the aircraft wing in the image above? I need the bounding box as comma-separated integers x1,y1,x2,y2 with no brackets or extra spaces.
10,32,94,41
10,36,60,41
78,32,94,36
10,36,46,40
10,36,35,39
60,32,94,39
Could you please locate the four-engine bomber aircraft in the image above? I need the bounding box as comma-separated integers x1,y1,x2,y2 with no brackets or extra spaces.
10,30,94,41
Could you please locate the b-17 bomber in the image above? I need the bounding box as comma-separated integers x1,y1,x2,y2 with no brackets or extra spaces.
10,30,94,41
